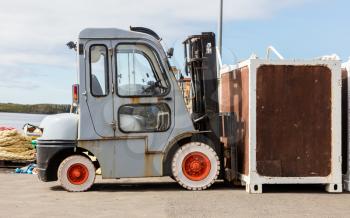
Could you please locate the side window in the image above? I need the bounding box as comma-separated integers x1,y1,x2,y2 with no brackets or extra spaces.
116,44,168,97
119,104,170,132
90,45,109,96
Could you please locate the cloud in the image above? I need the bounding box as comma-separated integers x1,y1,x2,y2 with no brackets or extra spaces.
0,52,74,68
0,0,311,65
0,0,310,46
0,0,311,103
0,65,41,89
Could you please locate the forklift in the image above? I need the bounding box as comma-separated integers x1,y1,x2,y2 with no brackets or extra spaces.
37,27,234,192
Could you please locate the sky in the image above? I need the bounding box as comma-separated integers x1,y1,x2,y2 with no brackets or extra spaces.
0,0,349,104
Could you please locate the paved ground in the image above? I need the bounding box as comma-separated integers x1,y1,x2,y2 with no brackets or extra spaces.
0,170,350,218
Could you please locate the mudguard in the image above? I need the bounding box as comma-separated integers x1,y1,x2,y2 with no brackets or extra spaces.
39,113,79,141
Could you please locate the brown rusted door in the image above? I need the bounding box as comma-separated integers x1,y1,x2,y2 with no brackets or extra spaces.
256,65,332,177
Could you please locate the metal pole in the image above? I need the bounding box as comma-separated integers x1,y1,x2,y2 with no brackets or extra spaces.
217,0,223,112
218,0,223,57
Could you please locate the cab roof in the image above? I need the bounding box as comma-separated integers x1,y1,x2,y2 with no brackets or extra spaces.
79,28,157,41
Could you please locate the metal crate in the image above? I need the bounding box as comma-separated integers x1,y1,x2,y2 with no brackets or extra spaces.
220,59,342,193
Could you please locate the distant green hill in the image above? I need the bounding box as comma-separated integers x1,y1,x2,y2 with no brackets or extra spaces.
0,103,71,114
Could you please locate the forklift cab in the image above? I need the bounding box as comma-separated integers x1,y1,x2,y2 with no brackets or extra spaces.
79,29,175,138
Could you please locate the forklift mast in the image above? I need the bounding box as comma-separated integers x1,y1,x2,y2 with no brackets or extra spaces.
183,32,221,148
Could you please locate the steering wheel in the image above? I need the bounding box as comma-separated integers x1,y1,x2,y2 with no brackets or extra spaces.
155,81,168,91
142,81,167,94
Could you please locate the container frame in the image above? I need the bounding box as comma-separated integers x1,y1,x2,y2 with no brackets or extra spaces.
342,61,350,191
221,59,343,193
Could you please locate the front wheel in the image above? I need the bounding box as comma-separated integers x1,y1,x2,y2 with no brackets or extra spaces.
172,142,220,190
58,155,96,192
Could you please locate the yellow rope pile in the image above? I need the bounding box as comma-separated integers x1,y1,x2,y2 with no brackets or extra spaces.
0,129,35,161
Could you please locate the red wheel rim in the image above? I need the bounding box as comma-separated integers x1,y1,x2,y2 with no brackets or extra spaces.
182,152,211,181
67,163,89,185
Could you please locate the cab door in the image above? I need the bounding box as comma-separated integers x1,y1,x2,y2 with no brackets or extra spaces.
111,40,175,177
85,40,115,138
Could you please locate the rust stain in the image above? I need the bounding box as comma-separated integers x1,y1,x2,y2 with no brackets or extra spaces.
131,97,140,104
144,154,156,177
221,67,249,175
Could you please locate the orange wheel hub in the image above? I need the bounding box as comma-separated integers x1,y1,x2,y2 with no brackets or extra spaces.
182,152,211,181
67,163,89,185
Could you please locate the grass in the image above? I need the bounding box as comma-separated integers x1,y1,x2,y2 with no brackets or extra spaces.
0,103,70,114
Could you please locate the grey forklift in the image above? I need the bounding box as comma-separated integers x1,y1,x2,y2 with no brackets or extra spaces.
37,27,232,192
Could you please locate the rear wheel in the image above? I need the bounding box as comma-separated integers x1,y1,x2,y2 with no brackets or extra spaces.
58,155,96,192
172,142,220,190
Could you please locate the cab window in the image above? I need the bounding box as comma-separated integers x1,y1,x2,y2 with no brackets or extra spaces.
116,44,168,97
119,103,170,132
90,45,109,96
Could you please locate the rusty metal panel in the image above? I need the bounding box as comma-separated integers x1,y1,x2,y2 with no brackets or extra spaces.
79,139,163,178
221,67,249,175
342,68,348,174
256,65,332,177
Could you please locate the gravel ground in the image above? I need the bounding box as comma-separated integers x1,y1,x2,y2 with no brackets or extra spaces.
0,171,350,218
